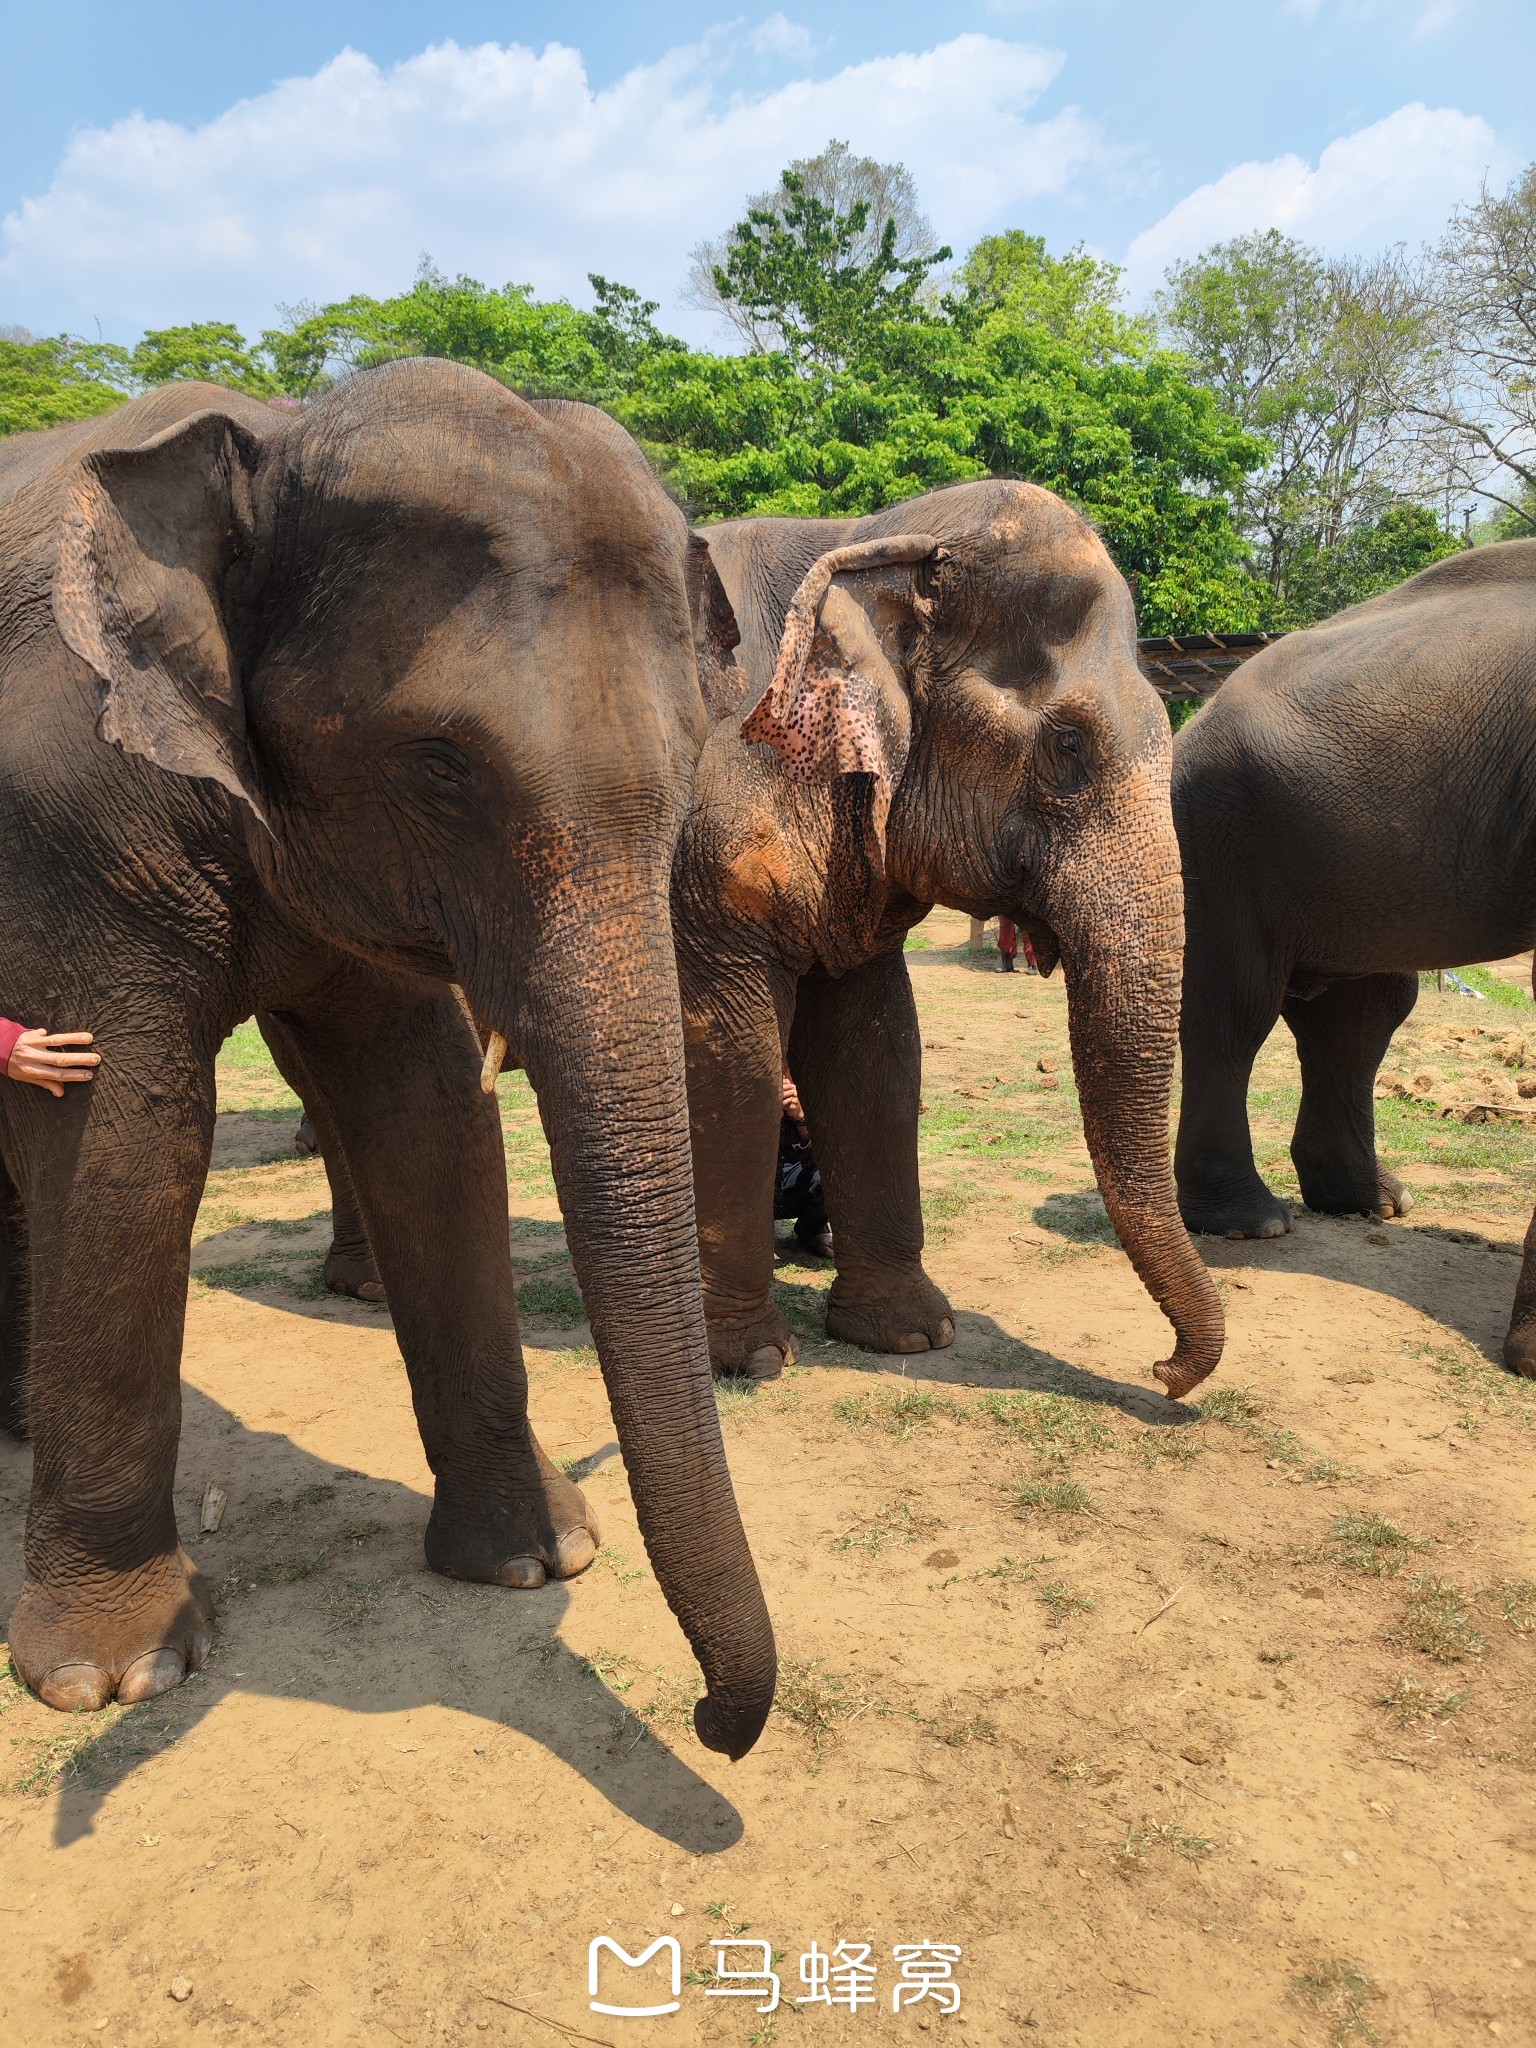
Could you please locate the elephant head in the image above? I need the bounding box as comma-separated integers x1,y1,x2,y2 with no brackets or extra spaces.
52,360,774,1754
712,479,1224,1400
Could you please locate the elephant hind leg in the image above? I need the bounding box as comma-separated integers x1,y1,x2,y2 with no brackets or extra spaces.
261,1020,384,1303
1284,972,1418,1219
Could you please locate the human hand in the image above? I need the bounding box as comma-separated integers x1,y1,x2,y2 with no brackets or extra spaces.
781,1067,807,1132
6,1030,100,1097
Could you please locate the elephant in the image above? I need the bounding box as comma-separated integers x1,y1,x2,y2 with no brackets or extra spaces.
1170,539,1536,1375
0,362,784,1753
305,480,1225,1398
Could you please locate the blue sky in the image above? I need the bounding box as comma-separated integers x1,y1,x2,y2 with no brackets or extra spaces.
3,1,1532,344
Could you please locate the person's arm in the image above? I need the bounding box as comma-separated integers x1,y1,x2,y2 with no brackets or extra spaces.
2,1023,99,1097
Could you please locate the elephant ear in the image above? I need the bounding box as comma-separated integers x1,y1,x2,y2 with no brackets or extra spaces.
52,409,268,822
741,534,945,869
685,530,751,721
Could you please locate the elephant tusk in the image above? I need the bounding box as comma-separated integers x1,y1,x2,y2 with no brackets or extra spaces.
480,1030,508,1094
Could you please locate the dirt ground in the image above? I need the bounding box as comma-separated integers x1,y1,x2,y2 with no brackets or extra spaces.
2,905,1534,2048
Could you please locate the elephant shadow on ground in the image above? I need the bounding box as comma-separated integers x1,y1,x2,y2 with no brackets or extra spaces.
1194,1206,1532,1364
0,1385,742,1854
766,1241,1192,1430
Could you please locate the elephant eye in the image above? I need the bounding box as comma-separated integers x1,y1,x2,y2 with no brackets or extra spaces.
1039,720,1092,797
420,740,473,787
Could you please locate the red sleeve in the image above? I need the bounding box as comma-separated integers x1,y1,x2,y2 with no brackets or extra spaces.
0,1018,25,1079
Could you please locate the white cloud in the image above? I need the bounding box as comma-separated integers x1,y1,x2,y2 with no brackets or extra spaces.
0,31,1111,343
1122,102,1513,300
1283,0,1471,38
751,14,816,60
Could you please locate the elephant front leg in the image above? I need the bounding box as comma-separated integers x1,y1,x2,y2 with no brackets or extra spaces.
682,945,800,1380
1284,973,1419,1218
261,981,595,1587
789,952,954,1356
7,1064,216,1711
1502,1201,1536,1378
1175,955,1291,1239
0,1153,29,1438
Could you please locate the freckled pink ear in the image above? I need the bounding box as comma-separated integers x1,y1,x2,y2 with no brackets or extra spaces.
741,533,943,861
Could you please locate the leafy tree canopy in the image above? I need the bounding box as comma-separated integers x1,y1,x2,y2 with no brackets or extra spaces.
0,330,126,436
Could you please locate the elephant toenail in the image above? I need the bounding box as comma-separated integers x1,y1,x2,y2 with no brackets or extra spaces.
554,1529,597,1577
189,1625,214,1670
893,1332,931,1354
117,1649,186,1704
1256,1219,1288,1239
935,1317,955,1348
497,1556,547,1589
37,1663,114,1713
357,1282,387,1303
743,1345,785,1381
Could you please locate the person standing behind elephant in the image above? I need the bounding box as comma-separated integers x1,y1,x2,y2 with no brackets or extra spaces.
0,362,787,1757
1170,539,1536,1379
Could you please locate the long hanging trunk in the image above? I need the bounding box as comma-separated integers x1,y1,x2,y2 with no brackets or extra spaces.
492,880,776,1758
1047,757,1225,1401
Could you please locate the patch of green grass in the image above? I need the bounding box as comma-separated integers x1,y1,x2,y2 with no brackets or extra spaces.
1014,1476,1099,1520
1378,1673,1470,1725
833,1387,962,1439
832,1497,941,1557
1288,1958,1381,2045
1377,1095,1536,1173
1115,1819,1211,1876
516,1275,587,1325
903,929,933,951
917,1097,1061,1167
769,1275,833,1335
1134,1426,1204,1467
196,1258,293,1292
1414,1335,1536,1429
1195,1385,1267,1427
1037,1580,1095,1625
981,1390,1117,1458
1451,964,1530,1008
1484,1576,1536,1636
326,1575,388,1628
1326,1513,1428,1576
1388,1575,1485,1663
1032,1190,1119,1246
773,1657,863,1764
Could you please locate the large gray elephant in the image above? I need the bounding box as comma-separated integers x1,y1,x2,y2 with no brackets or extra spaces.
0,364,778,1753
1171,539,1536,1376
309,480,1225,1398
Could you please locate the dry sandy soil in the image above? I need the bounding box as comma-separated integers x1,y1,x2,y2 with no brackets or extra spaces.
2,906,1533,2047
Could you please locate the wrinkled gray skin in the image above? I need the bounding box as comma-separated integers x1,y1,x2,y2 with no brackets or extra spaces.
318,480,1226,1403
1172,540,1536,1378
0,365,776,1755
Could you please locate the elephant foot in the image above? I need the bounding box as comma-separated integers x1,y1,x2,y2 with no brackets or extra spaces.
1178,1185,1292,1241
293,1113,319,1155
1502,1319,1536,1380
707,1304,798,1382
825,1270,955,1356
10,1549,215,1713
425,1440,599,1590
324,1242,386,1304
1374,1170,1414,1220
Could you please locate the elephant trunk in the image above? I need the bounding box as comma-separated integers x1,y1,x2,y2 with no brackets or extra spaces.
487,876,776,1757
1046,754,1225,1401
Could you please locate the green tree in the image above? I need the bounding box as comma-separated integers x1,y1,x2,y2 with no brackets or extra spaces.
685,140,941,348
955,231,1146,361
127,321,278,395
1285,502,1465,618
0,331,128,436
1156,229,1431,620
707,169,950,373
